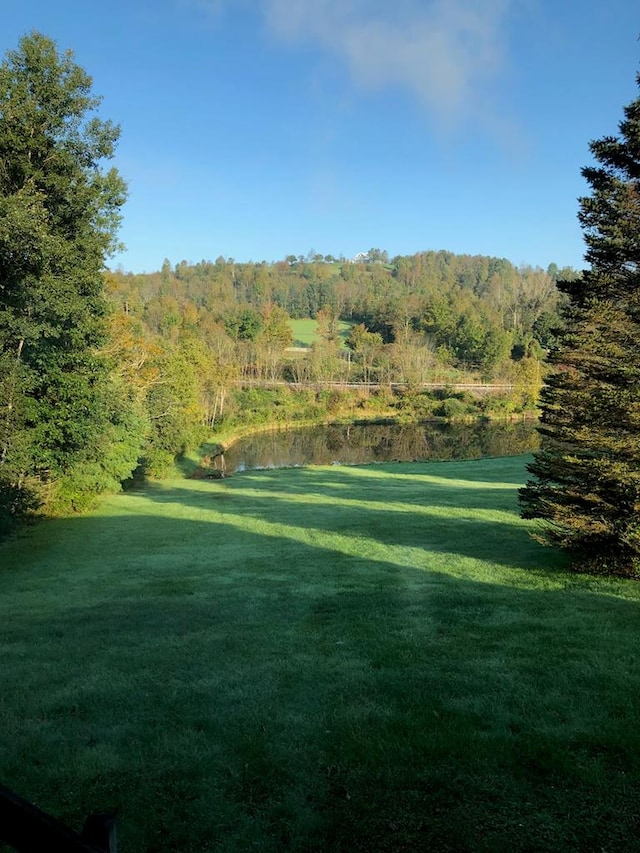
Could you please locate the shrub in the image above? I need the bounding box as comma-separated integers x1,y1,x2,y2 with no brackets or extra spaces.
435,397,474,419
0,478,41,539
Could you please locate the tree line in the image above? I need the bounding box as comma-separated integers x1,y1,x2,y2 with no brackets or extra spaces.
111,249,576,371
103,247,577,418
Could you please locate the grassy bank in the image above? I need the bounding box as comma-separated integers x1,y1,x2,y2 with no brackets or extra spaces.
2,456,640,851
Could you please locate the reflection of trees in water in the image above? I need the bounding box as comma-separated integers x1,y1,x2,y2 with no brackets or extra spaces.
222,421,539,472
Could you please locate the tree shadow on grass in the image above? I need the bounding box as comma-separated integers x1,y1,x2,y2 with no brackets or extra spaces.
2,507,640,852
136,460,548,573
218,456,532,505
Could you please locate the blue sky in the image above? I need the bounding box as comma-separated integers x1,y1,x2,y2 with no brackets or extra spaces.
3,0,639,273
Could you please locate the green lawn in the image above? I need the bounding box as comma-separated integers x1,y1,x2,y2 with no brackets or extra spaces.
289,318,353,348
2,456,640,851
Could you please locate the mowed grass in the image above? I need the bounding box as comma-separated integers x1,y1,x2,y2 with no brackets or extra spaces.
289,318,353,348
2,457,640,851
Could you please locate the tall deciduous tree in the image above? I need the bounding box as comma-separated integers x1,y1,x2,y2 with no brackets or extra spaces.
519,73,640,576
0,32,135,525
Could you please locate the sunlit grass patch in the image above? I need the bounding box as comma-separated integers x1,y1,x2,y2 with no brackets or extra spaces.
289,318,353,348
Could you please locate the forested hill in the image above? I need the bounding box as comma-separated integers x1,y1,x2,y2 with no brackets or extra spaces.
93,251,580,484
109,250,579,365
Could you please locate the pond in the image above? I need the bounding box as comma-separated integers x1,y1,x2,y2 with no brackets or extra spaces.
213,420,539,473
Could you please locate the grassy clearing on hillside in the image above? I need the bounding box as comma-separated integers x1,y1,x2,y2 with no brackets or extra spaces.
2,457,640,851
290,318,353,348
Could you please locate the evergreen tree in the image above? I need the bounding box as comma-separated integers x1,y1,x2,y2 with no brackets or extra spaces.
0,32,137,526
519,72,640,576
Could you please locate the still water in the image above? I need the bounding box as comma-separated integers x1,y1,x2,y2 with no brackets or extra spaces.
214,420,539,473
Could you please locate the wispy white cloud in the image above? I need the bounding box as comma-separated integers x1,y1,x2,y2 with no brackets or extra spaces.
193,0,514,135
263,0,512,130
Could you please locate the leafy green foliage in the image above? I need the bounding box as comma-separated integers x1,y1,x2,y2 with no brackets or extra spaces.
138,343,208,478
520,73,640,576
0,474,40,538
0,32,139,530
224,306,264,341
